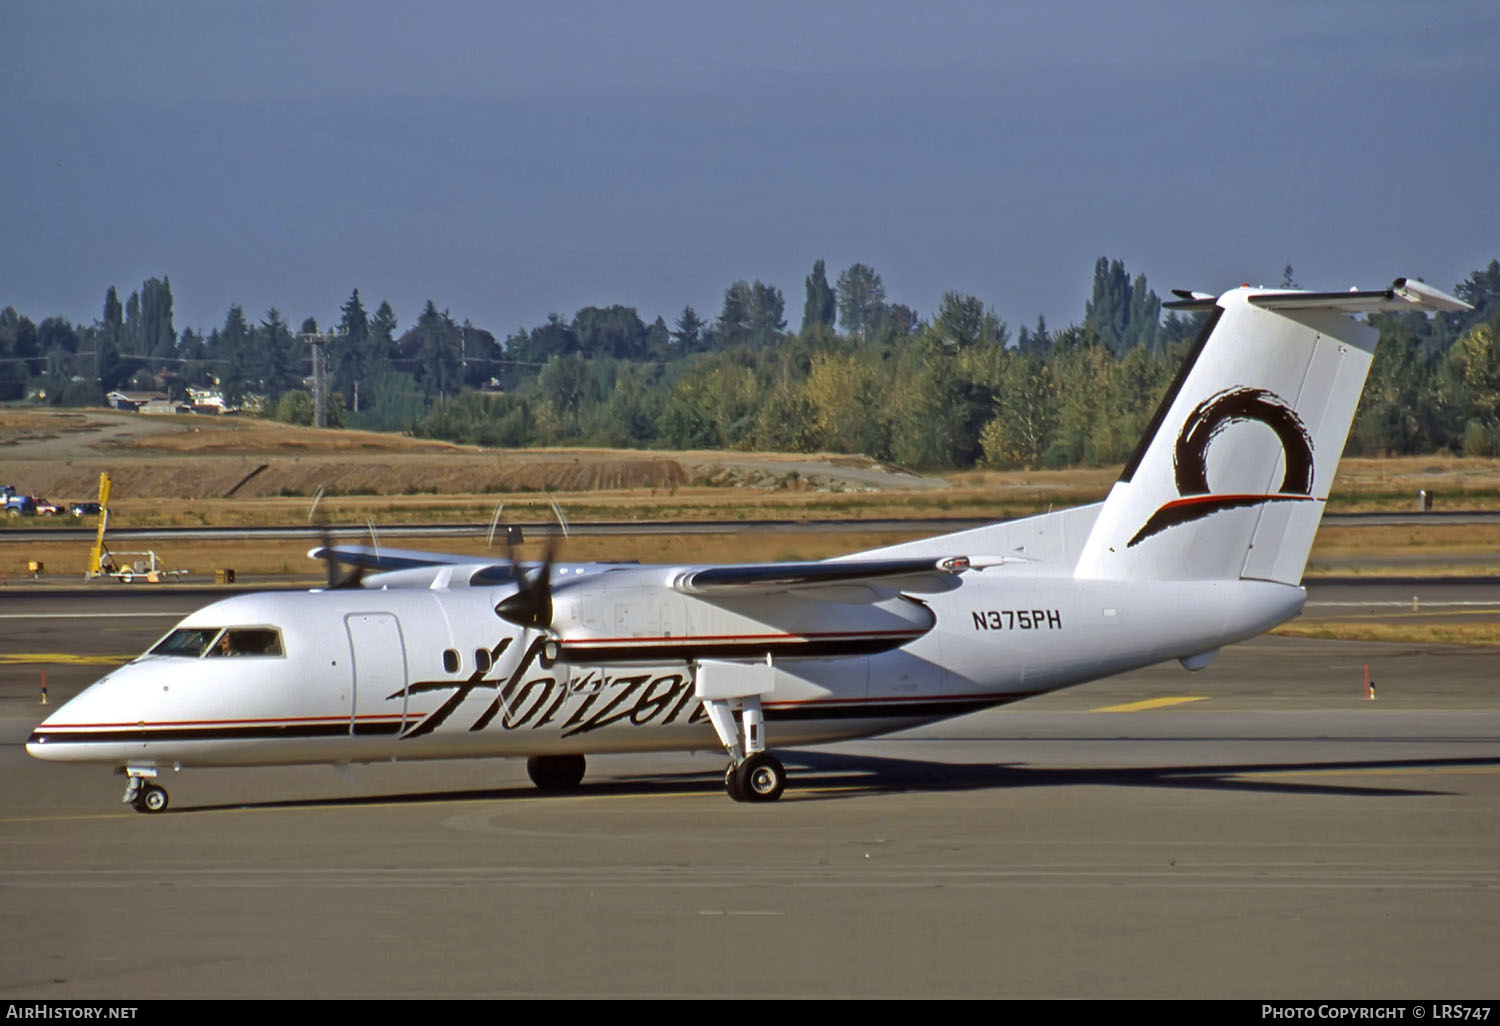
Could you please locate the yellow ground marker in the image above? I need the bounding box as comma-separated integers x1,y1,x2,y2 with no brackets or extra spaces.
1093,696,1209,713
0,653,133,666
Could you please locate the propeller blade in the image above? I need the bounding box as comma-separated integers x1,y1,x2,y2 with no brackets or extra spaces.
315,525,368,590
494,515,562,630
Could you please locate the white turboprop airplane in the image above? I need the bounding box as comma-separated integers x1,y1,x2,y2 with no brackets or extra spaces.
28,277,1470,811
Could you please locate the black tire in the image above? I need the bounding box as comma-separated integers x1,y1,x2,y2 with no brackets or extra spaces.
135,785,169,814
526,754,586,791
733,753,785,803
724,763,747,802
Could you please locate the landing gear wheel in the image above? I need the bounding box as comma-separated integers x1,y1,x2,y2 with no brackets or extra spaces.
724,763,748,803
133,784,169,814
732,752,785,803
526,754,586,791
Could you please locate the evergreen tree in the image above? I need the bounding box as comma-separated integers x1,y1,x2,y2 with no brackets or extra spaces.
748,281,787,348
214,305,254,406
802,258,836,331
334,288,370,410
414,300,462,401
1085,257,1160,355
716,281,755,348
1018,315,1051,358
835,263,886,340
672,305,705,354
369,301,398,375
934,292,1005,349
139,277,176,360
98,286,125,390
257,308,302,398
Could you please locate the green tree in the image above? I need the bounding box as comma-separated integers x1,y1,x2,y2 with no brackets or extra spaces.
888,341,969,468
536,351,596,434
574,305,648,360
835,262,886,340
748,281,787,348
933,292,1005,349
671,305,705,354
802,258,836,332
1440,316,1500,454
979,351,1056,467
139,277,176,360
414,300,462,401
1085,257,1160,355
1351,321,1435,455
716,281,754,348
255,308,302,398
98,286,125,390
333,288,370,411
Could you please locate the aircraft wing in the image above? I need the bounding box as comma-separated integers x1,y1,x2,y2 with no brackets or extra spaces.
307,544,480,572
672,556,968,596
309,546,969,596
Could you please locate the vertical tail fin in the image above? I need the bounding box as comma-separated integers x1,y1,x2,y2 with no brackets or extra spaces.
1074,278,1470,583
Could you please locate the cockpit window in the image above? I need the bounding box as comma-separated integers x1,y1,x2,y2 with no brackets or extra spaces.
150,628,220,657
149,627,285,658
207,628,284,657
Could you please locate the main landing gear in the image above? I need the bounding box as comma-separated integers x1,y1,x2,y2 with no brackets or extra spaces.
724,751,786,803
702,691,788,803
120,767,169,814
527,754,586,791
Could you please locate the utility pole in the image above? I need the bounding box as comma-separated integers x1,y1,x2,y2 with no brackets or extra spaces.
298,330,346,428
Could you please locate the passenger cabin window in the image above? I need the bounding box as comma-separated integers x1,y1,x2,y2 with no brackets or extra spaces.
443,649,460,673
474,648,492,672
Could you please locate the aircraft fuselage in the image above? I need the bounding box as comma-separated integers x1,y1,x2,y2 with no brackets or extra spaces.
27,568,1303,770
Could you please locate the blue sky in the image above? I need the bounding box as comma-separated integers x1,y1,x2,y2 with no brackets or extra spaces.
3,0,1497,338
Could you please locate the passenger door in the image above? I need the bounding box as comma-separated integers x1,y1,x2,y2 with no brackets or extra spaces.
345,612,409,735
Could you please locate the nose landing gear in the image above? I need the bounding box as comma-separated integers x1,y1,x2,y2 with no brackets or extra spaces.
120,767,169,814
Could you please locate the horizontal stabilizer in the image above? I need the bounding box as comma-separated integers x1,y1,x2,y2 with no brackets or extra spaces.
1248,277,1469,314
1167,277,1469,314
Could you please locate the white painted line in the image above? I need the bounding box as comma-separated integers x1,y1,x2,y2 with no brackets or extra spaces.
0,612,191,619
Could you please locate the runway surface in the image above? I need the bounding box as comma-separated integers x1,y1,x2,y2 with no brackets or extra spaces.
0,586,1497,998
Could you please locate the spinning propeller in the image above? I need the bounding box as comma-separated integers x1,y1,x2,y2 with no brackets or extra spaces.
307,486,374,590
492,498,568,633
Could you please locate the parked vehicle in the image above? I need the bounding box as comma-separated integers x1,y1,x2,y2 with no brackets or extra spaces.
34,498,63,516
69,501,103,518
2,486,36,518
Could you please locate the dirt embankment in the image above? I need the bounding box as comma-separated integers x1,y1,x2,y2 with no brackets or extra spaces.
0,409,942,502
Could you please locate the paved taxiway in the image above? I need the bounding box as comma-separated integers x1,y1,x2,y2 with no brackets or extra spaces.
0,585,1496,999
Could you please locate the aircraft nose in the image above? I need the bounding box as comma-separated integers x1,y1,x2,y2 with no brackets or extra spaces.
24,676,119,761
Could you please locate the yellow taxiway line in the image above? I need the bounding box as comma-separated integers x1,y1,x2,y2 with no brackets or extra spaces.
1092,696,1209,713
0,653,133,666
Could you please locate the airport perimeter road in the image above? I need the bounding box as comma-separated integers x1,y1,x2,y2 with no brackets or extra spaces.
0,591,1497,998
